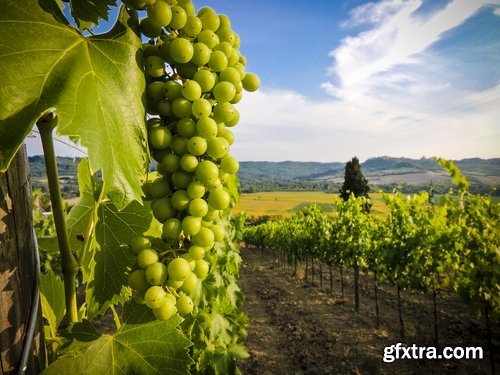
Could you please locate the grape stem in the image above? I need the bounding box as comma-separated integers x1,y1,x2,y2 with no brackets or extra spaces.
37,112,79,323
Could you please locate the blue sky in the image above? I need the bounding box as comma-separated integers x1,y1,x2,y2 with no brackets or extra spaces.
25,0,500,162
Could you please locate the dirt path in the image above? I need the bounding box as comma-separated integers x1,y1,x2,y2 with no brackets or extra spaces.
237,247,499,375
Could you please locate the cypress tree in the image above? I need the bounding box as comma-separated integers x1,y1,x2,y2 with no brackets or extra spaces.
339,156,370,210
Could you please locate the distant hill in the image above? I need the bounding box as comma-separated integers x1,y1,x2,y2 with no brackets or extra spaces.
28,155,500,196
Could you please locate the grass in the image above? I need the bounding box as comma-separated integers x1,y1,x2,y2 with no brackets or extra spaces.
232,191,389,217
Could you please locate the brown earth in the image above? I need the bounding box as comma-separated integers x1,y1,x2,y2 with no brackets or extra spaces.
237,246,500,375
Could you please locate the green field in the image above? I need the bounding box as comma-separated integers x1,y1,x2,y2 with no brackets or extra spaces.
233,191,389,217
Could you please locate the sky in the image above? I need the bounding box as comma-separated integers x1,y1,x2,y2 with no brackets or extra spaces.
25,0,500,163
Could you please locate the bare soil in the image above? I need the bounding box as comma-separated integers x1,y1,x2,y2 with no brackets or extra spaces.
237,246,500,375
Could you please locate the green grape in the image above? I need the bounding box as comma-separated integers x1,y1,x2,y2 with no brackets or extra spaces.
193,69,216,92
210,224,225,242
171,135,189,155
180,153,199,172
242,72,261,92
171,189,190,210
147,117,163,129
144,285,167,309
188,197,208,217
172,97,192,118
157,99,172,116
197,29,219,49
183,15,202,37
214,41,233,58
216,27,234,45
142,43,160,58
180,272,199,294
193,259,209,280
166,278,183,288
219,128,234,145
153,294,177,320
232,62,246,79
169,5,188,29
191,226,215,248
226,107,240,127
164,80,182,100
140,17,162,38
147,0,172,26
147,81,166,102
145,262,168,285
213,81,236,102
177,118,196,138
191,42,212,66
208,50,228,72
213,102,235,123
220,154,239,174
230,90,242,104
187,180,206,199
149,177,170,198
195,160,219,187
196,116,218,139
168,257,191,281
172,170,193,188
188,245,205,260
227,49,241,66
199,7,220,32
161,153,180,172
219,67,242,86
169,37,194,63
128,269,150,291
162,218,182,239
152,197,177,222
137,248,159,269
191,98,212,119
149,127,172,150
179,0,195,16
129,236,152,255
218,14,231,29
145,55,165,78
182,215,202,236
181,80,202,101
176,294,194,314
187,136,208,156
208,187,230,210
206,137,229,159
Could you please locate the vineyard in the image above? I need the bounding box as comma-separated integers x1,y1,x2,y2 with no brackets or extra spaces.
242,158,500,374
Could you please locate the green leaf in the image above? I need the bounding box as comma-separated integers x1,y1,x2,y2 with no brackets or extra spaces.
68,0,118,30
40,270,66,337
42,317,193,375
0,1,147,209
86,200,153,318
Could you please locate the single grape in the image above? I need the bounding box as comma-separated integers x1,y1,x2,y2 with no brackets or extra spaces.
187,136,208,156
161,153,180,172
188,197,209,217
171,189,190,210
191,98,212,119
210,224,225,242
188,245,205,260
153,294,177,320
181,80,202,101
206,137,229,159
208,50,228,72
199,7,220,32
213,81,236,102
183,15,203,37
145,262,168,285
180,272,199,294
162,218,183,239
191,42,212,66
171,135,189,155
242,72,261,92
172,170,193,189
187,180,206,199
180,153,199,172
182,215,202,236
137,249,159,269
128,269,150,291
164,80,183,100
149,177,171,198
172,97,193,118
197,29,219,49
149,127,172,150
208,187,230,210
145,55,165,77
193,69,216,92
195,160,219,187
191,226,215,248
129,236,152,255
152,197,177,222
193,259,210,280
169,5,188,29
196,116,218,139
169,37,194,63
220,154,239,174
144,285,167,309
176,294,194,314
177,118,197,138
140,17,162,38
147,0,172,26
168,257,191,281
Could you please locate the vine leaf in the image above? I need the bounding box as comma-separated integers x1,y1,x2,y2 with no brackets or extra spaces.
0,0,147,209
40,270,66,337
86,199,153,319
68,0,118,30
42,316,193,374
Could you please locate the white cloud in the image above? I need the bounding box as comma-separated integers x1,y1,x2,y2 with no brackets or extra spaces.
325,0,494,102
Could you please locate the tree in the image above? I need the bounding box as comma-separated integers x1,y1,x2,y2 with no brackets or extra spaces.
339,157,370,207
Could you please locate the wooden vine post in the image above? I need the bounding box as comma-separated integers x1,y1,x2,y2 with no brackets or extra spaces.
0,145,46,374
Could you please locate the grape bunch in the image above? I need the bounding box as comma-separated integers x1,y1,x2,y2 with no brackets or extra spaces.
124,0,259,320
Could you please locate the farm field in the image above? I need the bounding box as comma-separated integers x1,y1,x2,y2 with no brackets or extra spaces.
233,191,389,217
237,247,499,374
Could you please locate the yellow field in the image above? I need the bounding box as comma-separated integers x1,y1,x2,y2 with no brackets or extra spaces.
232,191,389,218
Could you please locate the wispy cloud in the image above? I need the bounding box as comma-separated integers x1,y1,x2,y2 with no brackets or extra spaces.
325,0,494,102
